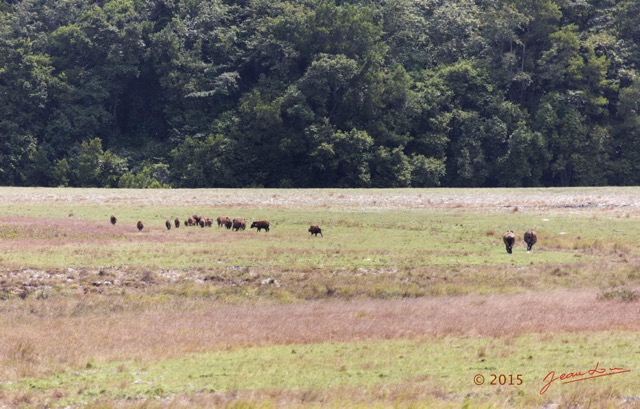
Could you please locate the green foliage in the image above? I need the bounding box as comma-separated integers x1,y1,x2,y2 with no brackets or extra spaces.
170,134,240,187
371,146,412,187
301,125,376,187
69,138,128,187
493,124,549,187
409,154,446,187
118,162,171,188
1,0,639,187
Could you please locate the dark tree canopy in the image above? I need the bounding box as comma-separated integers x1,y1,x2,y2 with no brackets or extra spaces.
0,0,638,187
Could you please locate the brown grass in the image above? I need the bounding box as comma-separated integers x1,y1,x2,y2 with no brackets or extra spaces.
87,383,467,409
0,289,638,381
4,186,640,211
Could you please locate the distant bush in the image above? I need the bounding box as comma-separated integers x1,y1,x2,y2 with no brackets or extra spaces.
598,287,639,302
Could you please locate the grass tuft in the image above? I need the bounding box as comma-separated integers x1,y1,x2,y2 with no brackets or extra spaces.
598,287,640,302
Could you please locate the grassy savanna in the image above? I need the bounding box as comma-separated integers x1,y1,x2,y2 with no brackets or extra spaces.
0,187,639,408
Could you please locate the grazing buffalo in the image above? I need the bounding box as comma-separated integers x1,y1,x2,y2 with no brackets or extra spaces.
204,217,213,227
524,229,538,251
251,220,270,232
137,221,144,232
186,217,196,226
165,220,171,230
232,217,246,231
174,217,180,228
110,214,117,225
193,215,202,225
217,216,231,228
308,225,323,237
503,231,515,254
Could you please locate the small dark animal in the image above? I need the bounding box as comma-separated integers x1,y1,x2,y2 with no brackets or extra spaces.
204,217,213,227
110,214,117,225
503,231,515,254
174,217,180,228
251,220,270,232
166,220,171,230
137,221,144,232
308,225,323,237
232,217,246,231
524,229,538,251
193,215,202,225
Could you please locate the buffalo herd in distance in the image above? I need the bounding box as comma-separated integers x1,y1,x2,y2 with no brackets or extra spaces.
503,229,538,254
110,214,323,237
112,213,532,252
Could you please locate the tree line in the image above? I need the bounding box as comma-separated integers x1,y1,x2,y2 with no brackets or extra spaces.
1,0,639,188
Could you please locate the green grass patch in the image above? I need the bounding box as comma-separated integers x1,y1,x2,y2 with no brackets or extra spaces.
1,190,639,298
5,331,639,408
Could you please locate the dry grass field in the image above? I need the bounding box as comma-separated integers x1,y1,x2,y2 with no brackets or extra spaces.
0,187,639,408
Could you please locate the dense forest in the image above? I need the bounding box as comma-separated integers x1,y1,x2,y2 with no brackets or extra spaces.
1,0,639,188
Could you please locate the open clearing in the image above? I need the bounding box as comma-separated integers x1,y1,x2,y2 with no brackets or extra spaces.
0,187,639,408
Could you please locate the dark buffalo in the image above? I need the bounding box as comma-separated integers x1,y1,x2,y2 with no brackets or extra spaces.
308,225,323,237
204,217,213,227
524,229,538,251
232,218,246,231
503,231,515,254
217,216,232,229
193,215,202,225
137,221,144,232
174,217,180,228
110,214,117,225
165,220,171,230
186,217,196,226
251,220,270,232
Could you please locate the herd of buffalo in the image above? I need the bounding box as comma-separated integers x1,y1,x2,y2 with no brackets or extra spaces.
112,214,534,253
110,214,323,237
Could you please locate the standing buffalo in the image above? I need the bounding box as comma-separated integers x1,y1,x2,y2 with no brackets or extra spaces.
174,217,180,228
110,214,117,225
524,230,538,251
137,221,144,232
186,217,196,226
251,220,270,232
232,218,246,231
308,225,323,237
218,216,232,229
165,220,171,230
503,231,515,254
